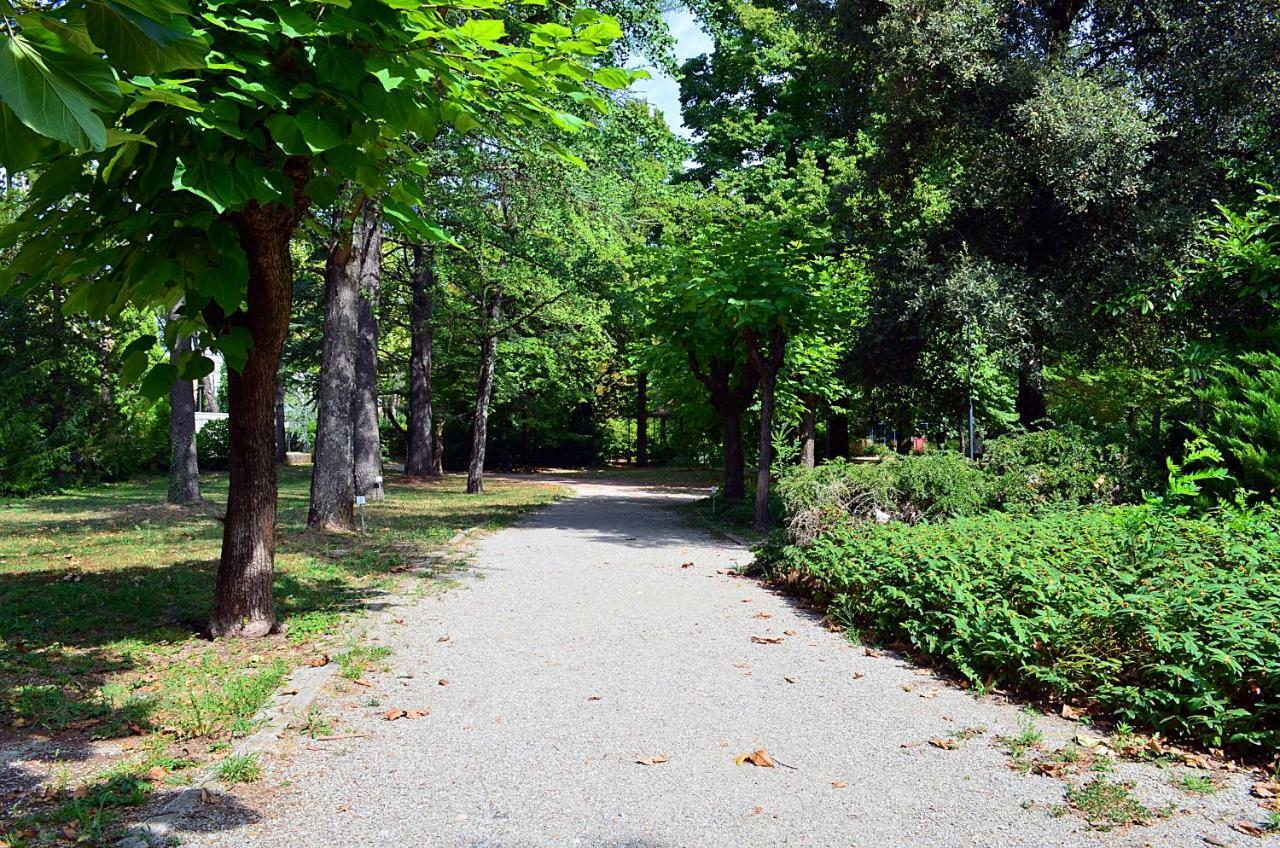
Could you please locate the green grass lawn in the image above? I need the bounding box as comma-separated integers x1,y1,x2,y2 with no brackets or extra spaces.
0,467,567,844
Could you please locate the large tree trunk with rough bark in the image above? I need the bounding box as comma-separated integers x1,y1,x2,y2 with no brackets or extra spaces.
200,373,220,412
746,326,786,532
799,395,817,469
636,371,648,467
351,209,384,500
405,245,438,476
467,287,502,495
274,379,286,464
307,208,363,531
167,307,200,505
210,167,308,639
688,349,759,500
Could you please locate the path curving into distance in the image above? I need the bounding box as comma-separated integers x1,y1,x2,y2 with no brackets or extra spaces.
176,477,1260,848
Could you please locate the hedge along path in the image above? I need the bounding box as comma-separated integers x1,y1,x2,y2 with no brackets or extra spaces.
173,478,1265,848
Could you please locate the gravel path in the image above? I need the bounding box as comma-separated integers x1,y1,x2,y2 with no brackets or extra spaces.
177,478,1264,848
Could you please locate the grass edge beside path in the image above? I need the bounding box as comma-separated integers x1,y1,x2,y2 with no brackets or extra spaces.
0,468,569,846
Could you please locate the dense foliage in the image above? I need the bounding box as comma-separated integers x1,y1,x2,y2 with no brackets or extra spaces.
761,501,1280,752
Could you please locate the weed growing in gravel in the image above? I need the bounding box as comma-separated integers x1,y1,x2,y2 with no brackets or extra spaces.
338,643,393,680
1173,773,1220,794
1002,710,1045,773
299,707,334,739
1065,780,1167,830
216,753,263,784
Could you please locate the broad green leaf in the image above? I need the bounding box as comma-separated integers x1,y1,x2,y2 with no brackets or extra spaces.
140,362,178,399
173,155,243,212
459,19,504,42
213,326,253,372
295,110,343,152
0,31,120,150
0,102,50,169
591,67,632,91
85,0,207,74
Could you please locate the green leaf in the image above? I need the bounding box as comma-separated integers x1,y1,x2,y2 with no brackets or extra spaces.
173,155,243,213
179,353,216,380
0,102,51,169
85,1,207,74
591,67,632,91
0,30,121,150
139,362,178,399
459,18,504,42
295,110,343,152
213,326,253,372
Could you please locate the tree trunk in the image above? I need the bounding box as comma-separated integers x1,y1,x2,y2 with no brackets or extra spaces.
307,211,362,531
405,245,438,476
745,326,786,532
635,371,649,467
167,308,200,505
274,378,286,464
431,419,445,476
467,287,502,495
1016,351,1048,429
211,168,308,639
721,410,746,499
799,395,817,469
827,409,850,459
201,372,220,413
688,349,759,500
351,209,384,501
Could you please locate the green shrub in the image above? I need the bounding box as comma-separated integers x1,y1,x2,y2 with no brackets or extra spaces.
776,453,989,542
984,425,1135,510
1199,350,1280,496
197,419,231,471
761,502,1280,751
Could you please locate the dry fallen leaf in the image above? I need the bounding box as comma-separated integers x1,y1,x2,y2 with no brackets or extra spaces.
751,636,784,645
587,695,603,701
734,662,750,669
832,780,848,789
353,678,372,688
747,805,764,816
437,635,451,642
680,561,694,568
864,647,882,658
382,709,406,721
405,709,428,719
72,785,91,799
1230,821,1268,838
928,737,959,750
850,671,865,680
735,749,776,768
753,611,772,619
636,754,668,765
1060,704,1084,720
783,676,798,684
919,690,939,699
783,629,796,636
1252,781,1280,799
145,766,167,781
392,618,405,625
438,678,450,686
307,655,330,668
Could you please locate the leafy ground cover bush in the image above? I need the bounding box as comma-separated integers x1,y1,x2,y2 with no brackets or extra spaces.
777,428,1144,542
759,502,1280,752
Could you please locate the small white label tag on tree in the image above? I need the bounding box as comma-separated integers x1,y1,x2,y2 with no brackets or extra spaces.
356,495,367,505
